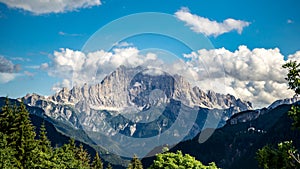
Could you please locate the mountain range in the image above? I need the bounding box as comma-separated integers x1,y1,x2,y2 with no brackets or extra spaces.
23,66,252,123
3,65,298,168
21,66,253,157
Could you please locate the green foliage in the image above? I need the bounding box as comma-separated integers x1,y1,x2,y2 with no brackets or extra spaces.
14,102,38,168
106,163,113,169
91,153,103,169
0,99,18,144
148,151,219,169
288,105,300,130
0,99,18,168
283,60,300,129
127,155,143,169
257,141,300,169
52,142,81,168
282,60,300,95
33,122,55,168
76,144,91,168
52,139,91,169
38,122,52,153
0,132,17,169
0,100,38,168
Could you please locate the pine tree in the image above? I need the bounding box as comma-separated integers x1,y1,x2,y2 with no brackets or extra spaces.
0,100,38,168
127,155,143,169
0,100,101,169
91,153,103,169
107,163,113,169
13,102,38,168
0,99,13,148
34,122,54,168
52,138,92,169
69,138,77,153
38,122,52,153
0,98,18,139
76,144,91,169
0,132,17,169
52,140,80,169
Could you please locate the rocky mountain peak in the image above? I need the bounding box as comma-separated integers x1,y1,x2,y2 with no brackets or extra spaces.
25,66,252,111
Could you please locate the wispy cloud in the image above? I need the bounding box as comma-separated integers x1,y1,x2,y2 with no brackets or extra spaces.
113,41,134,48
287,19,294,24
0,10,6,18
0,56,21,73
0,56,21,83
59,31,83,37
0,0,101,15
25,65,40,69
24,71,34,77
0,73,19,84
175,7,250,37
11,57,30,62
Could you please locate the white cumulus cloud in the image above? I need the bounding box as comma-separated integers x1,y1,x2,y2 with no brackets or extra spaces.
288,51,300,61
0,0,101,14
175,7,250,37
183,45,297,108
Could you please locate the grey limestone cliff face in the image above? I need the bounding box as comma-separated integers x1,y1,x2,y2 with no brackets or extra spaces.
50,66,140,109
23,66,252,135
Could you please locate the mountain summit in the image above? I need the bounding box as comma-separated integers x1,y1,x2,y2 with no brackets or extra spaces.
24,65,252,113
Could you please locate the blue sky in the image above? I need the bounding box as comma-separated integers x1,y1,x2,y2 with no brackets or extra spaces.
0,0,299,107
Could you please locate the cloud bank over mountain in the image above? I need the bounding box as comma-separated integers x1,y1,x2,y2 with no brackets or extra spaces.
42,47,160,91
184,46,297,108
41,45,299,108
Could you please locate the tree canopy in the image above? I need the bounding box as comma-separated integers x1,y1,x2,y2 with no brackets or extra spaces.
148,151,219,169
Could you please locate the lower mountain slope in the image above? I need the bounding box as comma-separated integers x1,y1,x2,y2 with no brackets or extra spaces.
142,102,300,169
